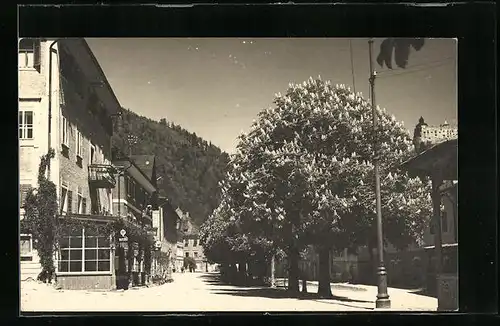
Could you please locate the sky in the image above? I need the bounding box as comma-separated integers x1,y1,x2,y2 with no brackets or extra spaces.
86,38,457,154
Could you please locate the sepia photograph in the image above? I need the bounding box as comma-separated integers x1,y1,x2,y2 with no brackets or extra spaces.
18,37,458,313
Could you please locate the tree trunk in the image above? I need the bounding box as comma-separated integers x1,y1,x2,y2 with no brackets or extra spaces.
238,260,247,284
270,255,276,288
287,247,300,295
228,262,237,283
317,246,333,298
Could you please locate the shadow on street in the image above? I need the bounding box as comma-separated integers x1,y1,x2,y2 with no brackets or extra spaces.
198,273,374,305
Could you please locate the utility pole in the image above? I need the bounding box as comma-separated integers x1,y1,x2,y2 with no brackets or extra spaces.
368,38,391,309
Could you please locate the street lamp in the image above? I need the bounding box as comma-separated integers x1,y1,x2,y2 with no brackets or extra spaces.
127,135,138,157
368,38,391,309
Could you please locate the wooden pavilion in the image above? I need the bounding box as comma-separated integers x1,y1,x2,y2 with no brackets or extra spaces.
401,138,458,311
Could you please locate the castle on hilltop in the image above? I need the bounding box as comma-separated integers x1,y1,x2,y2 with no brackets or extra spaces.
413,117,458,153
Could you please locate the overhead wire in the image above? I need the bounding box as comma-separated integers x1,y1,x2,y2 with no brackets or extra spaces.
376,57,455,78
349,39,356,93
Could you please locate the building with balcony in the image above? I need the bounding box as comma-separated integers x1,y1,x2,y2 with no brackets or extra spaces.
18,38,121,289
112,155,159,288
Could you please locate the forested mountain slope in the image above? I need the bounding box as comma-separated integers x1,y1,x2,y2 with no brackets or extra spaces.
111,108,230,226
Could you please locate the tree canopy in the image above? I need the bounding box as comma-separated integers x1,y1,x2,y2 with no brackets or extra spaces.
214,77,432,257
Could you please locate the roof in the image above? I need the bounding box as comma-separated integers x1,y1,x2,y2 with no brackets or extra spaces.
130,155,156,182
60,38,121,116
400,139,457,180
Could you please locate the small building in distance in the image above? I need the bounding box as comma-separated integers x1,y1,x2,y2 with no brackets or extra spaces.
176,208,217,272
413,117,458,153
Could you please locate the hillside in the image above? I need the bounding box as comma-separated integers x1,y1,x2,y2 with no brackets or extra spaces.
111,108,230,226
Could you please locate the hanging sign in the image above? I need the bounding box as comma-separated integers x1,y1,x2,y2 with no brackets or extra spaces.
118,229,128,242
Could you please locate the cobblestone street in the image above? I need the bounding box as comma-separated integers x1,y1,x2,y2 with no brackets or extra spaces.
21,272,437,312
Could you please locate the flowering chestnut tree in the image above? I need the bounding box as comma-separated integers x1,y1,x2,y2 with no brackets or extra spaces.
218,77,432,296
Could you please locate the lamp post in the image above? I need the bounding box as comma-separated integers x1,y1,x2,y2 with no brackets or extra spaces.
368,38,391,309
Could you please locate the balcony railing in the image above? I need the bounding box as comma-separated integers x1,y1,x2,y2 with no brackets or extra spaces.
88,164,117,188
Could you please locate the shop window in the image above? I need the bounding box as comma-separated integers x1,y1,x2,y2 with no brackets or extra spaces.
58,228,111,273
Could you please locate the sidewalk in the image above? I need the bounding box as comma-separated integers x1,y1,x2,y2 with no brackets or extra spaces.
20,273,437,312
274,278,437,311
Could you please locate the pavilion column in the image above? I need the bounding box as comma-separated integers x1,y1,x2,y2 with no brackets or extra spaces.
431,174,444,281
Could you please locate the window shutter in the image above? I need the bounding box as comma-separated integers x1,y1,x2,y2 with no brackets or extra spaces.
33,39,41,72
67,190,73,213
82,198,87,214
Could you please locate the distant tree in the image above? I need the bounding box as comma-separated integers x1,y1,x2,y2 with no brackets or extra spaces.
199,198,274,284
159,118,167,126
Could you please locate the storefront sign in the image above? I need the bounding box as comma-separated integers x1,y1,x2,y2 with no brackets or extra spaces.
154,240,162,249
119,236,128,242
120,229,127,237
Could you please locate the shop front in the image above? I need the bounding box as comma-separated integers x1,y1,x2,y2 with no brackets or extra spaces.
55,217,116,290
55,215,155,290
114,226,155,290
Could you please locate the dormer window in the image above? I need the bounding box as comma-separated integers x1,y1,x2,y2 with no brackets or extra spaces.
19,38,41,71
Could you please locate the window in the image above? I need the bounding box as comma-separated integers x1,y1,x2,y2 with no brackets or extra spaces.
442,211,448,233
194,239,198,247
89,143,96,164
20,234,33,257
58,228,111,273
60,185,73,215
61,116,69,147
18,111,34,139
19,38,41,70
76,188,86,214
184,240,188,247
194,252,198,258
185,252,189,257
76,129,83,158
